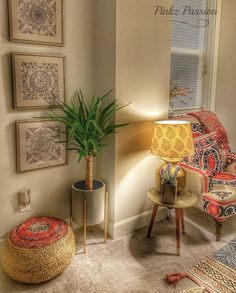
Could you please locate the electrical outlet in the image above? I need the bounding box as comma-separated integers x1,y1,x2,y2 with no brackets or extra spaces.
19,188,31,213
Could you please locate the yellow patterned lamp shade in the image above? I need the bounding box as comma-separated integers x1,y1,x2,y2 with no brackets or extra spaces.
151,120,195,192
151,120,195,160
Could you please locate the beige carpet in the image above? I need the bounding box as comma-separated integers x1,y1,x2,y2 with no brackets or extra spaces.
0,208,235,293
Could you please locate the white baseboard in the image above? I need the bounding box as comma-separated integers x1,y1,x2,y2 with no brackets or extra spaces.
113,207,167,239
65,207,167,240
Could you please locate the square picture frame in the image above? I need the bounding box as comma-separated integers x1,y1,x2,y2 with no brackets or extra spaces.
8,0,64,46
16,119,67,173
12,52,65,109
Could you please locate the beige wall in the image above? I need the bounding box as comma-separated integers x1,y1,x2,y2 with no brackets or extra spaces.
93,0,171,238
0,0,94,238
0,0,172,239
114,0,171,237
116,0,171,123
94,0,117,236
215,0,236,149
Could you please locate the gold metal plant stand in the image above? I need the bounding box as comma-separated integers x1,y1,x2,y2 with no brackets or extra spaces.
70,191,108,253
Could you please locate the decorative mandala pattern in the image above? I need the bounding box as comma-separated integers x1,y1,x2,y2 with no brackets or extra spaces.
177,112,236,223
187,132,223,176
207,202,220,217
172,115,206,138
30,70,51,92
191,123,205,137
193,132,216,149
190,110,231,150
25,125,62,164
211,190,233,200
203,199,236,219
225,157,236,168
9,217,68,248
202,148,222,175
21,62,59,102
214,172,236,181
225,151,236,168
224,206,236,217
209,172,236,191
17,0,57,37
191,152,202,166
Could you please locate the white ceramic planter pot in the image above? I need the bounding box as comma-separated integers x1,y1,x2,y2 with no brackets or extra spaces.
72,180,105,226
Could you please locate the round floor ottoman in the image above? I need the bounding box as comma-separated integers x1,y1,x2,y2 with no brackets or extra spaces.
1,217,75,284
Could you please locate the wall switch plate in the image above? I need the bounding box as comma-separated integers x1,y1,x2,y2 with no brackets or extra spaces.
19,188,31,213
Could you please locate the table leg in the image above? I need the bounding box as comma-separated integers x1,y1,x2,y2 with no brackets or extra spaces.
180,209,185,234
147,204,159,238
175,208,181,256
83,199,87,253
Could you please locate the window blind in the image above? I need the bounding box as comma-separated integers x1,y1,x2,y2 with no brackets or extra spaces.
170,0,207,110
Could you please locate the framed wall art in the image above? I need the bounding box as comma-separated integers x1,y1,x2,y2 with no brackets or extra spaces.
16,119,67,173
8,0,64,46
12,52,65,109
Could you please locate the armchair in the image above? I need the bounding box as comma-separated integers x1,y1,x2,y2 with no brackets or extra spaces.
173,111,236,241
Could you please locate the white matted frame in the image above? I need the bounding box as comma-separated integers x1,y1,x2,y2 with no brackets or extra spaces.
16,119,67,173
12,52,65,109
8,0,64,46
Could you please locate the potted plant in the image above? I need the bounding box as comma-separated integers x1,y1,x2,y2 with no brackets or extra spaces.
160,163,180,204
43,90,128,226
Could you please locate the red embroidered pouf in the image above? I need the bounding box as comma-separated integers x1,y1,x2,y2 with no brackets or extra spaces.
1,217,75,284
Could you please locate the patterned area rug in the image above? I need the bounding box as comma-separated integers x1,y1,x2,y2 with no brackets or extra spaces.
188,238,236,293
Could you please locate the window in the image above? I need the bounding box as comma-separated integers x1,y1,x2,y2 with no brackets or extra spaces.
169,0,217,112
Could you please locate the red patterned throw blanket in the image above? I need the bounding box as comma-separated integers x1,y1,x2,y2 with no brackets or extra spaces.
188,238,236,293
189,110,231,151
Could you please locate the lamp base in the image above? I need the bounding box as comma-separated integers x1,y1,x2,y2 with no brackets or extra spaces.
155,159,186,193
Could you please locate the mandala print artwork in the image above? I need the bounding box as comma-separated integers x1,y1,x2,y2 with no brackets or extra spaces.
21,62,59,102
9,0,64,45
16,120,66,173
18,0,57,37
25,125,61,165
13,53,65,109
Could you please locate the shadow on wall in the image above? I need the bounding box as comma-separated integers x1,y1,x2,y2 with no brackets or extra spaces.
116,121,157,184
0,0,10,42
114,121,161,225
116,101,167,123
1,53,14,113
117,121,154,155
5,122,17,175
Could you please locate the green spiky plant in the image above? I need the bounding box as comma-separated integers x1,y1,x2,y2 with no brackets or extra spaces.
43,90,129,190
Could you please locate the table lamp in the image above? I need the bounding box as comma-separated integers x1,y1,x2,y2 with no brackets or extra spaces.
151,120,195,192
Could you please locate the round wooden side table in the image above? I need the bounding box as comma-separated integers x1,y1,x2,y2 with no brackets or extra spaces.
147,188,198,256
